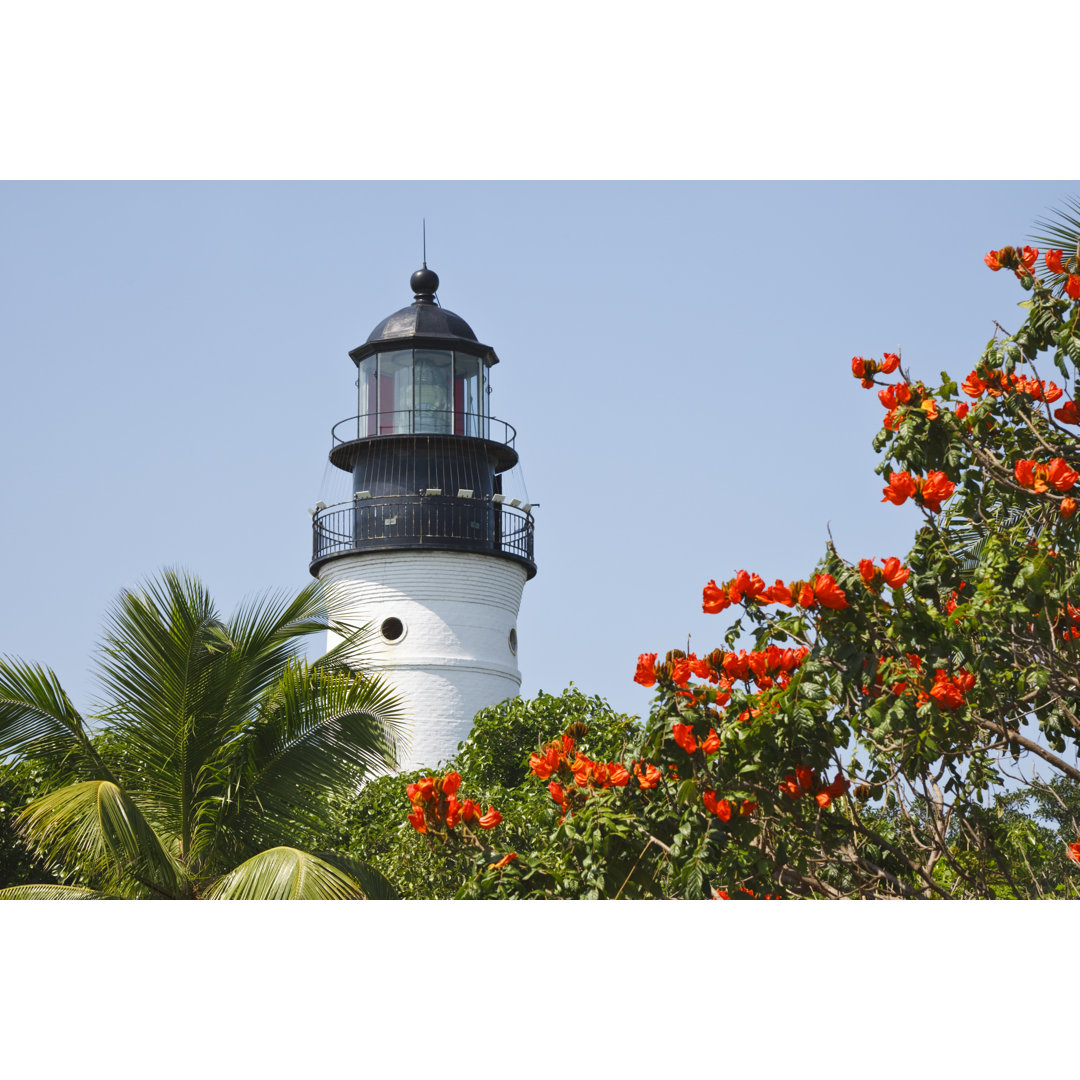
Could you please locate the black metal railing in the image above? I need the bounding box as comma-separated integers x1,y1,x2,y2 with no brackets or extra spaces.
311,493,535,574
330,411,516,449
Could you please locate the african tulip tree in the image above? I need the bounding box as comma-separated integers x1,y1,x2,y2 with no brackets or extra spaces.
429,234,1080,900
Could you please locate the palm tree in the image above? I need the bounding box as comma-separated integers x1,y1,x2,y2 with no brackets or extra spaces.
0,571,404,899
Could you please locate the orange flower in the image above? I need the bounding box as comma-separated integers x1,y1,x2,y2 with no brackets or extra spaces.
634,761,661,789
1054,401,1080,425
444,795,462,829
916,471,955,513
703,791,732,821
1047,458,1078,492
780,775,803,799
851,356,868,378
882,471,917,506
1062,497,1077,519
984,250,1001,271
1020,245,1039,271
1046,249,1065,274
461,798,481,824
1015,458,1039,491
671,656,693,685
815,791,831,808
548,781,566,806
529,746,560,780
823,772,850,799
920,397,939,421
929,669,975,710
441,771,462,796
634,653,658,687
739,800,757,816
1067,840,1080,864
795,765,815,794
881,557,910,588
1068,275,1080,300
796,582,816,607
813,573,849,610
407,805,427,833
570,753,592,786
955,402,970,420
961,371,985,397
672,722,698,755
702,580,730,614
477,807,502,829
764,579,794,606
491,852,518,869
701,728,721,754
607,762,630,787
880,352,900,374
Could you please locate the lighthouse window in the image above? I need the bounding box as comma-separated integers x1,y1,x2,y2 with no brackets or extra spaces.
508,627,518,655
454,353,481,436
414,350,453,434
380,617,405,643
357,356,377,438
378,350,413,435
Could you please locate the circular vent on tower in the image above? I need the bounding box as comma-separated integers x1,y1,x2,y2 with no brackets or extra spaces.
381,617,406,643
508,627,518,655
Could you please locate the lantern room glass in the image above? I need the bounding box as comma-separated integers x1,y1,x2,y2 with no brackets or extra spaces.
414,350,453,433
357,349,490,437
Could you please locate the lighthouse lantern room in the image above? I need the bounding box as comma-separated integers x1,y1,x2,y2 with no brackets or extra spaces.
310,267,536,772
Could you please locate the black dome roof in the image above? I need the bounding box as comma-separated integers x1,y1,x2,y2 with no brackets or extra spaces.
348,266,498,366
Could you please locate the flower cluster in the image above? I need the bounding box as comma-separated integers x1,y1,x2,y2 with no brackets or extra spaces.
874,379,943,429
1014,457,1078,494
984,245,1038,277
702,790,756,821
406,771,502,835
962,368,1063,403
530,732,642,821
713,886,782,900
850,351,900,388
858,556,910,591
702,572,848,613
779,766,850,808
718,645,809,690
986,244,1080,297
1067,839,1080,864
671,721,725,754
927,669,977,711
881,470,956,513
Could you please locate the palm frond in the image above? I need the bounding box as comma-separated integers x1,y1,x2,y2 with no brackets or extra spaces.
0,884,114,899
1031,197,1080,276
0,657,112,783
310,850,400,899
202,846,387,899
18,780,185,897
227,661,405,849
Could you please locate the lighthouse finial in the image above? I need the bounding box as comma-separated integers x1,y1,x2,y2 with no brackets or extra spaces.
422,218,427,269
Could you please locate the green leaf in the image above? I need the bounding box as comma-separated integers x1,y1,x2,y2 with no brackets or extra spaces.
203,847,383,899
676,778,698,806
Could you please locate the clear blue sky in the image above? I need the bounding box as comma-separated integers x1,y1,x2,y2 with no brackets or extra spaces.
2,181,1077,722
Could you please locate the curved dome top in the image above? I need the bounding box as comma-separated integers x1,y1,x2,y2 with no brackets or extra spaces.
349,266,498,366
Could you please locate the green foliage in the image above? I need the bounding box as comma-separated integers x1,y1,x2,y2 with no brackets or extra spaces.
0,760,57,888
0,571,403,900
386,221,1080,900
309,687,639,899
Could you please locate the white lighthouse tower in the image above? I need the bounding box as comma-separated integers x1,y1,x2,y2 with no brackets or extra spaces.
310,266,536,771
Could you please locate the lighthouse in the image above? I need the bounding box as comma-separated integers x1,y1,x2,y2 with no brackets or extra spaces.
310,266,536,771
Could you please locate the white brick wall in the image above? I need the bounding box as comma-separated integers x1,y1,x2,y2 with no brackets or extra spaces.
319,550,528,771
